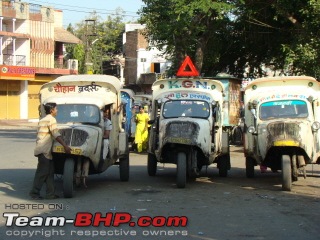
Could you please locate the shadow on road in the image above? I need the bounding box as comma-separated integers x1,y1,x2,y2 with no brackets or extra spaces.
0,129,36,140
1,162,319,202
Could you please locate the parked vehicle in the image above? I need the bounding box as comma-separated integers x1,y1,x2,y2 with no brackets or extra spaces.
131,94,152,118
211,74,243,145
244,76,320,191
148,77,230,188
39,75,129,198
120,88,135,145
133,94,152,114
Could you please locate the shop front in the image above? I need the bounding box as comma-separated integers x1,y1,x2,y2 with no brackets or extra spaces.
0,65,52,119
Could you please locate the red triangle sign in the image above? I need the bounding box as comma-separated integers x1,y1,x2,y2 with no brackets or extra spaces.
176,56,199,77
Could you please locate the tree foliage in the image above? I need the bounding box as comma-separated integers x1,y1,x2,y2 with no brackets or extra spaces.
139,0,235,75
139,0,320,79
65,10,125,74
66,1,320,78
230,0,320,78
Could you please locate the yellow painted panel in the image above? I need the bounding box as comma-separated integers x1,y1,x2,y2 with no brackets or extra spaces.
0,95,7,119
8,95,20,119
274,140,299,147
28,82,42,118
0,81,20,119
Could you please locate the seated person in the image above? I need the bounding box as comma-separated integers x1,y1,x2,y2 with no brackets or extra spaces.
103,106,112,159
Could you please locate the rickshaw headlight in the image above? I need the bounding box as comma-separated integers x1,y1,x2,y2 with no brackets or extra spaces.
248,126,256,134
312,121,320,131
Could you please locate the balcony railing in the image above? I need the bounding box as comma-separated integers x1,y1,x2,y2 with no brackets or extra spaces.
54,56,66,69
2,54,26,66
29,4,41,14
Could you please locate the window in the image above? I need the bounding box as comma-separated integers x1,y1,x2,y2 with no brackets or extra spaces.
151,62,160,73
163,100,210,119
260,100,308,120
56,104,100,124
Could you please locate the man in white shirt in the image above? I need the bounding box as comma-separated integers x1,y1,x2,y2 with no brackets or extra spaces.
103,107,112,159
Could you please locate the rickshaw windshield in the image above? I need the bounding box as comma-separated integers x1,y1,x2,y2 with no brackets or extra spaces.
259,100,308,120
163,100,210,119
56,104,100,124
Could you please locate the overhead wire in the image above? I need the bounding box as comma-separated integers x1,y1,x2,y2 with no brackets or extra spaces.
27,0,140,18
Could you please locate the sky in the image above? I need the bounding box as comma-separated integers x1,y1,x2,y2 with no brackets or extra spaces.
27,0,144,27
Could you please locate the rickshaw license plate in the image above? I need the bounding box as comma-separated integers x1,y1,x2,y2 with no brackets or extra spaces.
54,146,82,155
168,137,191,144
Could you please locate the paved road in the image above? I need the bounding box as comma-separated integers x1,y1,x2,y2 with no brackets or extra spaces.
0,127,320,240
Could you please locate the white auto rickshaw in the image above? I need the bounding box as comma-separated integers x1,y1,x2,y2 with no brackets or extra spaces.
39,75,129,198
148,78,230,188
244,76,320,191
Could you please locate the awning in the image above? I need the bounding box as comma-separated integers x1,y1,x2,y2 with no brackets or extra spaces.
54,28,82,44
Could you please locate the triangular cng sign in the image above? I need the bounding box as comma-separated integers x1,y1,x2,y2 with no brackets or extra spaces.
176,56,199,77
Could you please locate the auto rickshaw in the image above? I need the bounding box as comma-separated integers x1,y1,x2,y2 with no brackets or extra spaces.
244,76,320,191
39,75,130,197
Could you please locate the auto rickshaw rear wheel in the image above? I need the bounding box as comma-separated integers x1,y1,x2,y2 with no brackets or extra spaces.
246,157,255,178
291,155,298,182
218,154,230,177
119,154,129,181
147,153,157,176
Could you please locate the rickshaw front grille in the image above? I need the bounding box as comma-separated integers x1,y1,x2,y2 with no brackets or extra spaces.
59,128,88,146
166,122,198,138
267,122,300,139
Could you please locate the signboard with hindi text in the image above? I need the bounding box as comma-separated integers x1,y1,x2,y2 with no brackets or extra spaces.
0,65,36,80
39,75,122,109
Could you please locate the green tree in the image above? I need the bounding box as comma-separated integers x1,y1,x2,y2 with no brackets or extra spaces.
228,0,320,78
65,24,86,73
66,10,125,74
139,0,235,75
139,0,320,78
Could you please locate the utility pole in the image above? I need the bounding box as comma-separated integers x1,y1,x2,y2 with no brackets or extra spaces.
84,19,97,74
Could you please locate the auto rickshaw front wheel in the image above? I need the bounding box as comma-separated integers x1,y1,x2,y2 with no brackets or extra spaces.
282,155,292,191
176,152,187,188
63,158,75,198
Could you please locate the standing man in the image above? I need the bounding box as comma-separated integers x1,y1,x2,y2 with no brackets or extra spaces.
30,102,71,200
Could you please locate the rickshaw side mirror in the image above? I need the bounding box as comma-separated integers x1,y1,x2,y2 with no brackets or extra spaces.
156,99,162,108
250,109,257,119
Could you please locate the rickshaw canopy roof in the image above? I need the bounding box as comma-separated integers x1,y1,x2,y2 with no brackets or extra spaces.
40,75,121,108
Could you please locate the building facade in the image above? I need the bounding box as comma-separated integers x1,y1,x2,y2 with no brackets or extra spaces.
0,0,80,119
123,24,171,94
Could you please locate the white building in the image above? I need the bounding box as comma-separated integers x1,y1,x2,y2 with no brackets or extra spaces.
123,24,171,93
